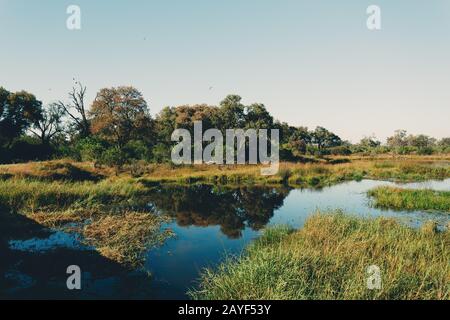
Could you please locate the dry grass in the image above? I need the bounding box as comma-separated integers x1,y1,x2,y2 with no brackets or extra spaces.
1,158,449,188
82,212,174,267
0,159,112,181
26,208,174,267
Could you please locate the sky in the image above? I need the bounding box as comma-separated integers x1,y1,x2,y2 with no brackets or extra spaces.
0,0,449,142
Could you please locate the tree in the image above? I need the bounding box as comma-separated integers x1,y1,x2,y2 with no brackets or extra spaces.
244,103,273,130
386,130,408,148
438,137,450,147
58,82,90,138
154,106,177,144
406,134,436,148
90,86,153,148
288,127,311,155
173,104,219,132
0,87,42,146
312,126,342,150
218,95,245,130
359,136,381,148
30,103,65,145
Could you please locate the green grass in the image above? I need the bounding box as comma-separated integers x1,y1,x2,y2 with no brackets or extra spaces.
368,187,450,212
0,177,147,212
189,212,450,300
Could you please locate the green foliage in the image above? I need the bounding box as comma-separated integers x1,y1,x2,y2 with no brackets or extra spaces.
123,140,151,161
75,137,108,162
151,143,172,163
99,147,127,169
0,87,42,146
417,147,434,155
312,126,342,150
0,136,54,163
1,84,448,165
327,145,352,156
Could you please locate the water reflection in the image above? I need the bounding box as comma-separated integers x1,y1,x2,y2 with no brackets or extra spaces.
0,207,156,299
145,184,291,238
2,179,449,299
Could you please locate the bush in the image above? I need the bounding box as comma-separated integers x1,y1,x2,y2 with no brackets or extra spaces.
151,143,172,163
8,137,54,162
417,147,434,155
277,168,292,182
75,137,108,162
328,145,352,156
123,140,151,161
99,147,127,170
396,146,416,155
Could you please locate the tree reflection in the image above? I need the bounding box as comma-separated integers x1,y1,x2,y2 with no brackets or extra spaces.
146,184,291,238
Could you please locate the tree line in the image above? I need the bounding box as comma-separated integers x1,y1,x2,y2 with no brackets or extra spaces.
1,84,449,165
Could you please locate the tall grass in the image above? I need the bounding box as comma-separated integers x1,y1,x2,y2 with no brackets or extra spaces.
189,212,450,300
0,177,147,212
368,187,450,212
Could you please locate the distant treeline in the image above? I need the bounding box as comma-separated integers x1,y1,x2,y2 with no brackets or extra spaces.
1,84,449,165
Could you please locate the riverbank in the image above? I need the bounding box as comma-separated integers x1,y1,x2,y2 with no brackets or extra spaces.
1,156,450,189
189,212,450,300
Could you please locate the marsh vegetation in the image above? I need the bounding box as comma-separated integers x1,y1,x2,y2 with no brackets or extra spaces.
1,158,449,271
368,187,450,213
190,212,449,300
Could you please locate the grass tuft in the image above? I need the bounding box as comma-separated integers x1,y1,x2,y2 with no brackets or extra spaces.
368,187,450,213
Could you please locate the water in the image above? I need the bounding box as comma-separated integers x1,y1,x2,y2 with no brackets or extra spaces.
1,179,449,299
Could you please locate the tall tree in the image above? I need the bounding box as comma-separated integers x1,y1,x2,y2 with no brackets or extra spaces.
90,86,153,148
57,82,90,138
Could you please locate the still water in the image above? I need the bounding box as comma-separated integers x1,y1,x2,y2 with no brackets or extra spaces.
1,179,449,299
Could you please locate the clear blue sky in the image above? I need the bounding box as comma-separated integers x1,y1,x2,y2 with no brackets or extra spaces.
1,0,449,142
